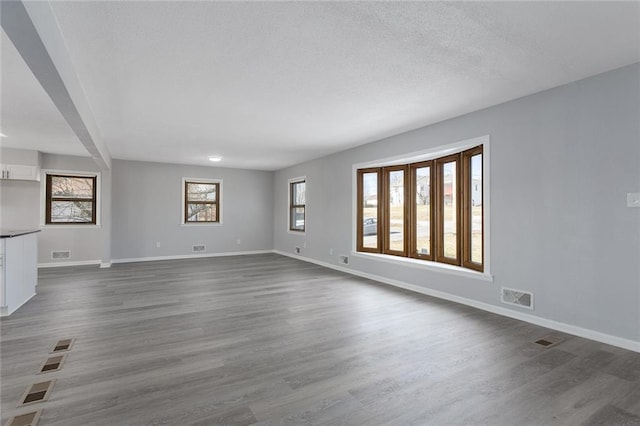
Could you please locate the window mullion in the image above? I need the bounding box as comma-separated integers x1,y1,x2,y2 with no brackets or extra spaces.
435,154,460,265
455,153,462,264
383,165,407,257
462,146,484,271
429,163,435,259
357,168,382,253
403,165,410,257
409,161,433,260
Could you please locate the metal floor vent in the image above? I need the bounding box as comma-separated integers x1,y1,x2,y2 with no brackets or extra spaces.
38,355,66,374
18,380,55,407
534,335,564,348
5,409,42,426
51,338,74,353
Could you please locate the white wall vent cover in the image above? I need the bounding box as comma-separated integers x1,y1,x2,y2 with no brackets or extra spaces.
192,245,206,253
501,287,534,310
51,251,71,260
339,255,349,265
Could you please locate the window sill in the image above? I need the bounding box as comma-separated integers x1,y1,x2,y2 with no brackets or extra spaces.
287,230,306,236
351,251,493,282
42,224,102,229
181,222,223,227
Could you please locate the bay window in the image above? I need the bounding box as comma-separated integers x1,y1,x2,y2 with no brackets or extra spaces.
356,145,484,272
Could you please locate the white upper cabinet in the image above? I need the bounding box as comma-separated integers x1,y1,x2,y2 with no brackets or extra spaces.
1,164,39,181
0,149,41,181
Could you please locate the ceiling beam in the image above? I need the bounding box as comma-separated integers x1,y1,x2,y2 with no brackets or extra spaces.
1,0,111,170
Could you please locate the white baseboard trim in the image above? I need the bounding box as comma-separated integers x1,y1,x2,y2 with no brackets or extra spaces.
274,250,640,353
111,250,274,264
0,293,36,317
38,260,101,268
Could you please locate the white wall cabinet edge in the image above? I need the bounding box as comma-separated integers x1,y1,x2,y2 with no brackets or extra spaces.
0,163,40,181
0,232,39,316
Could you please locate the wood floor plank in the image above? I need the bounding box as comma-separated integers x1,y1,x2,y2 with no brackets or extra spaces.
1,253,638,425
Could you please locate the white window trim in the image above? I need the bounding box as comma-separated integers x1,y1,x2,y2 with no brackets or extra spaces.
288,176,306,235
181,177,223,226
351,251,493,282
351,134,491,279
40,169,102,228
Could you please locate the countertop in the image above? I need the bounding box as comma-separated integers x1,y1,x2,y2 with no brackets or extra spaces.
0,229,42,239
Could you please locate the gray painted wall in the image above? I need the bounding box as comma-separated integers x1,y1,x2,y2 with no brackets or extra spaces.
111,160,274,260
274,63,640,343
39,154,107,265
0,180,40,230
0,148,41,230
0,153,106,265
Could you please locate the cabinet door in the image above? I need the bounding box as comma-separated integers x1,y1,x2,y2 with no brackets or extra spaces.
5,164,39,181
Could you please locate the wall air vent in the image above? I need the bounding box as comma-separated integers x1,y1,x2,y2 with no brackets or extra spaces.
501,287,534,310
51,250,70,260
192,245,206,253
339,255,349,265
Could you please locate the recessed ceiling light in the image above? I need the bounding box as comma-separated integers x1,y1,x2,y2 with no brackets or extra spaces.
208,156,222,162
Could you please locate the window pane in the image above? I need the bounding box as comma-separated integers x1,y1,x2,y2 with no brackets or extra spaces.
415,166,430,255
50,201,93,222
187,203,217,222
290,207,305,230
292,182,305,205
51,176,93,198
471,154,482,263
388,169,404,252
187,183,216,201
443,161,457,258
362,172,378,249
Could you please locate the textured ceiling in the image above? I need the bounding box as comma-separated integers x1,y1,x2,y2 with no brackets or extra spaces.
0,30,86,157
3,1,640,170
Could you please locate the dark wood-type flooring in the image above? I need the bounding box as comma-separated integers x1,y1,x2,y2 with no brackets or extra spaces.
2,253,639,425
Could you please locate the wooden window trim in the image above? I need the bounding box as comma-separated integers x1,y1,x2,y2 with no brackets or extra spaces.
289,180,306,232
462,146,484,272
409,161,434,260
184,181,220,223
356,144,484,273
45,174,97,225
434,154,461,266
382,165,409,257
357,168,382,253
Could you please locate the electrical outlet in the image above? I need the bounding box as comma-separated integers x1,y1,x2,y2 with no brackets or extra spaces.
303,242,307,248
627,192,640,208
236,239,241,245
329,248,334,255
155,242,161,248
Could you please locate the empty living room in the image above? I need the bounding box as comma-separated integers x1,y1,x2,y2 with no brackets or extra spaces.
1,1,639,425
